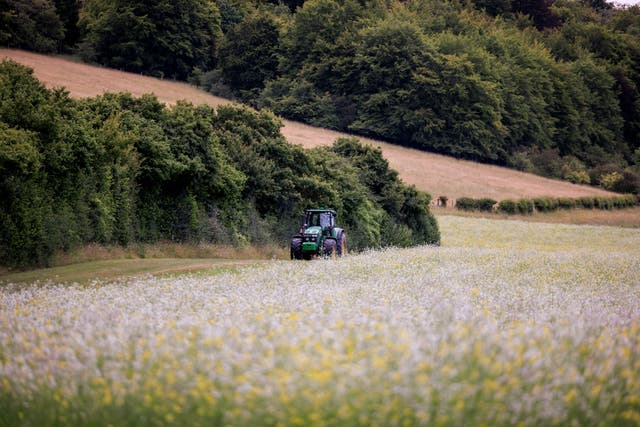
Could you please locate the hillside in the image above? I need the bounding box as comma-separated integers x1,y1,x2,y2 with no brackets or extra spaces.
0,49,614,202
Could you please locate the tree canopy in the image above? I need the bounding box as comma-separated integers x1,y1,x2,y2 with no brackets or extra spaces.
77,0,222,79
2,0,640,192
0,60,439,267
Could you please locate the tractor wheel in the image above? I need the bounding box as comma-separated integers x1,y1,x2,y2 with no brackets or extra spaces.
291,237,303,260
322,238,336,258
337,232,347,257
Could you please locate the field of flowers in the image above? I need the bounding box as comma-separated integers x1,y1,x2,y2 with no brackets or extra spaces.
1,216,639,426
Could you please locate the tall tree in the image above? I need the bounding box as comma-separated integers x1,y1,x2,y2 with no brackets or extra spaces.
511,0,560,29
78,0,222,79
54,0,81,48
0,0,64,52
219,11,281,92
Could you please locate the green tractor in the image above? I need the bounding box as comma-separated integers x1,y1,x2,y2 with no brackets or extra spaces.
291,209,347,260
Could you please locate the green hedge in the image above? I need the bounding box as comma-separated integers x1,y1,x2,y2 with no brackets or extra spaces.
455,197,497,212
532,197,559,212
1,61,440,268
458,195,638,215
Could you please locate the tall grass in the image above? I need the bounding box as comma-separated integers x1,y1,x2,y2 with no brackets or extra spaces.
1,217,639,426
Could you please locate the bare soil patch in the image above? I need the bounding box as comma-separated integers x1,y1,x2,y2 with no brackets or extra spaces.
2,49,616,201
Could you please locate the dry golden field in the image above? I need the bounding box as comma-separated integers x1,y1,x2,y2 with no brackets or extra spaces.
435,207,640,228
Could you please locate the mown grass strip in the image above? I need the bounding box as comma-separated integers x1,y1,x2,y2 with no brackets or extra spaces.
0,258,266,285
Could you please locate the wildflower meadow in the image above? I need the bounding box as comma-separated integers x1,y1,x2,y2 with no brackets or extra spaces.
1,216,639,426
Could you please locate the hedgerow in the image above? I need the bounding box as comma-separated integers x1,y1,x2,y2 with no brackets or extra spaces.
459,195,638,215
0,60,439,268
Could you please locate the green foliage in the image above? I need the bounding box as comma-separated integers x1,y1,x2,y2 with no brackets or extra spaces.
215,0,249,32
219,11,281,92
497,199,517,214
253,0,638,187
78,0,222,79
54,0,81,48
455,197,497,211
455,197,478,211
599,171,623,190
493,194,638,215
330,138,440,246
0,61,439,267
4,0,638,192
516,198,535,214
613,171,640,194
577,196,594,209
472,0,512,17
565,170,591,184
512,0,560,29
476,198,498,212
0,123,47,266
0,0,64,52
496,198,533,214
0,124,41,174
532,197,559,212
257,77,342,129
557,197,577,209
277,0,372,76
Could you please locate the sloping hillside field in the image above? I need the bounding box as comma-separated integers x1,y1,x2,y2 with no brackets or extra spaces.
2,216,639,426
0,49,614,201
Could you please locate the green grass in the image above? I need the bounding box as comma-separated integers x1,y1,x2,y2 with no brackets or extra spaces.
0,241,287,285
0,258,265,285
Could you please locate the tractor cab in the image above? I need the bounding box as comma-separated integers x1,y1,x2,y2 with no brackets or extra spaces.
303,209,336,233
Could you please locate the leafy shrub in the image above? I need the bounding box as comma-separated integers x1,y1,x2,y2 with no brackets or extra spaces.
516,199,534,214
595,197,613,210
476,198,498,211
576,197,595,209
565,170,591,185
624,194,639,206
455,197,496,211
497,199,517,214
497,198,533,214
330,138,440,246
599,172,624,191
561,156,590,184
557,198,577,210
257,77,341,129
532,197,559,212
477,194,637,216
455,197,477,211
612,171,640,194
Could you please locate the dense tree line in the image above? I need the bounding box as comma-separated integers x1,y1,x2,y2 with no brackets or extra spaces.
1,0,639,192
0,61,439,267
